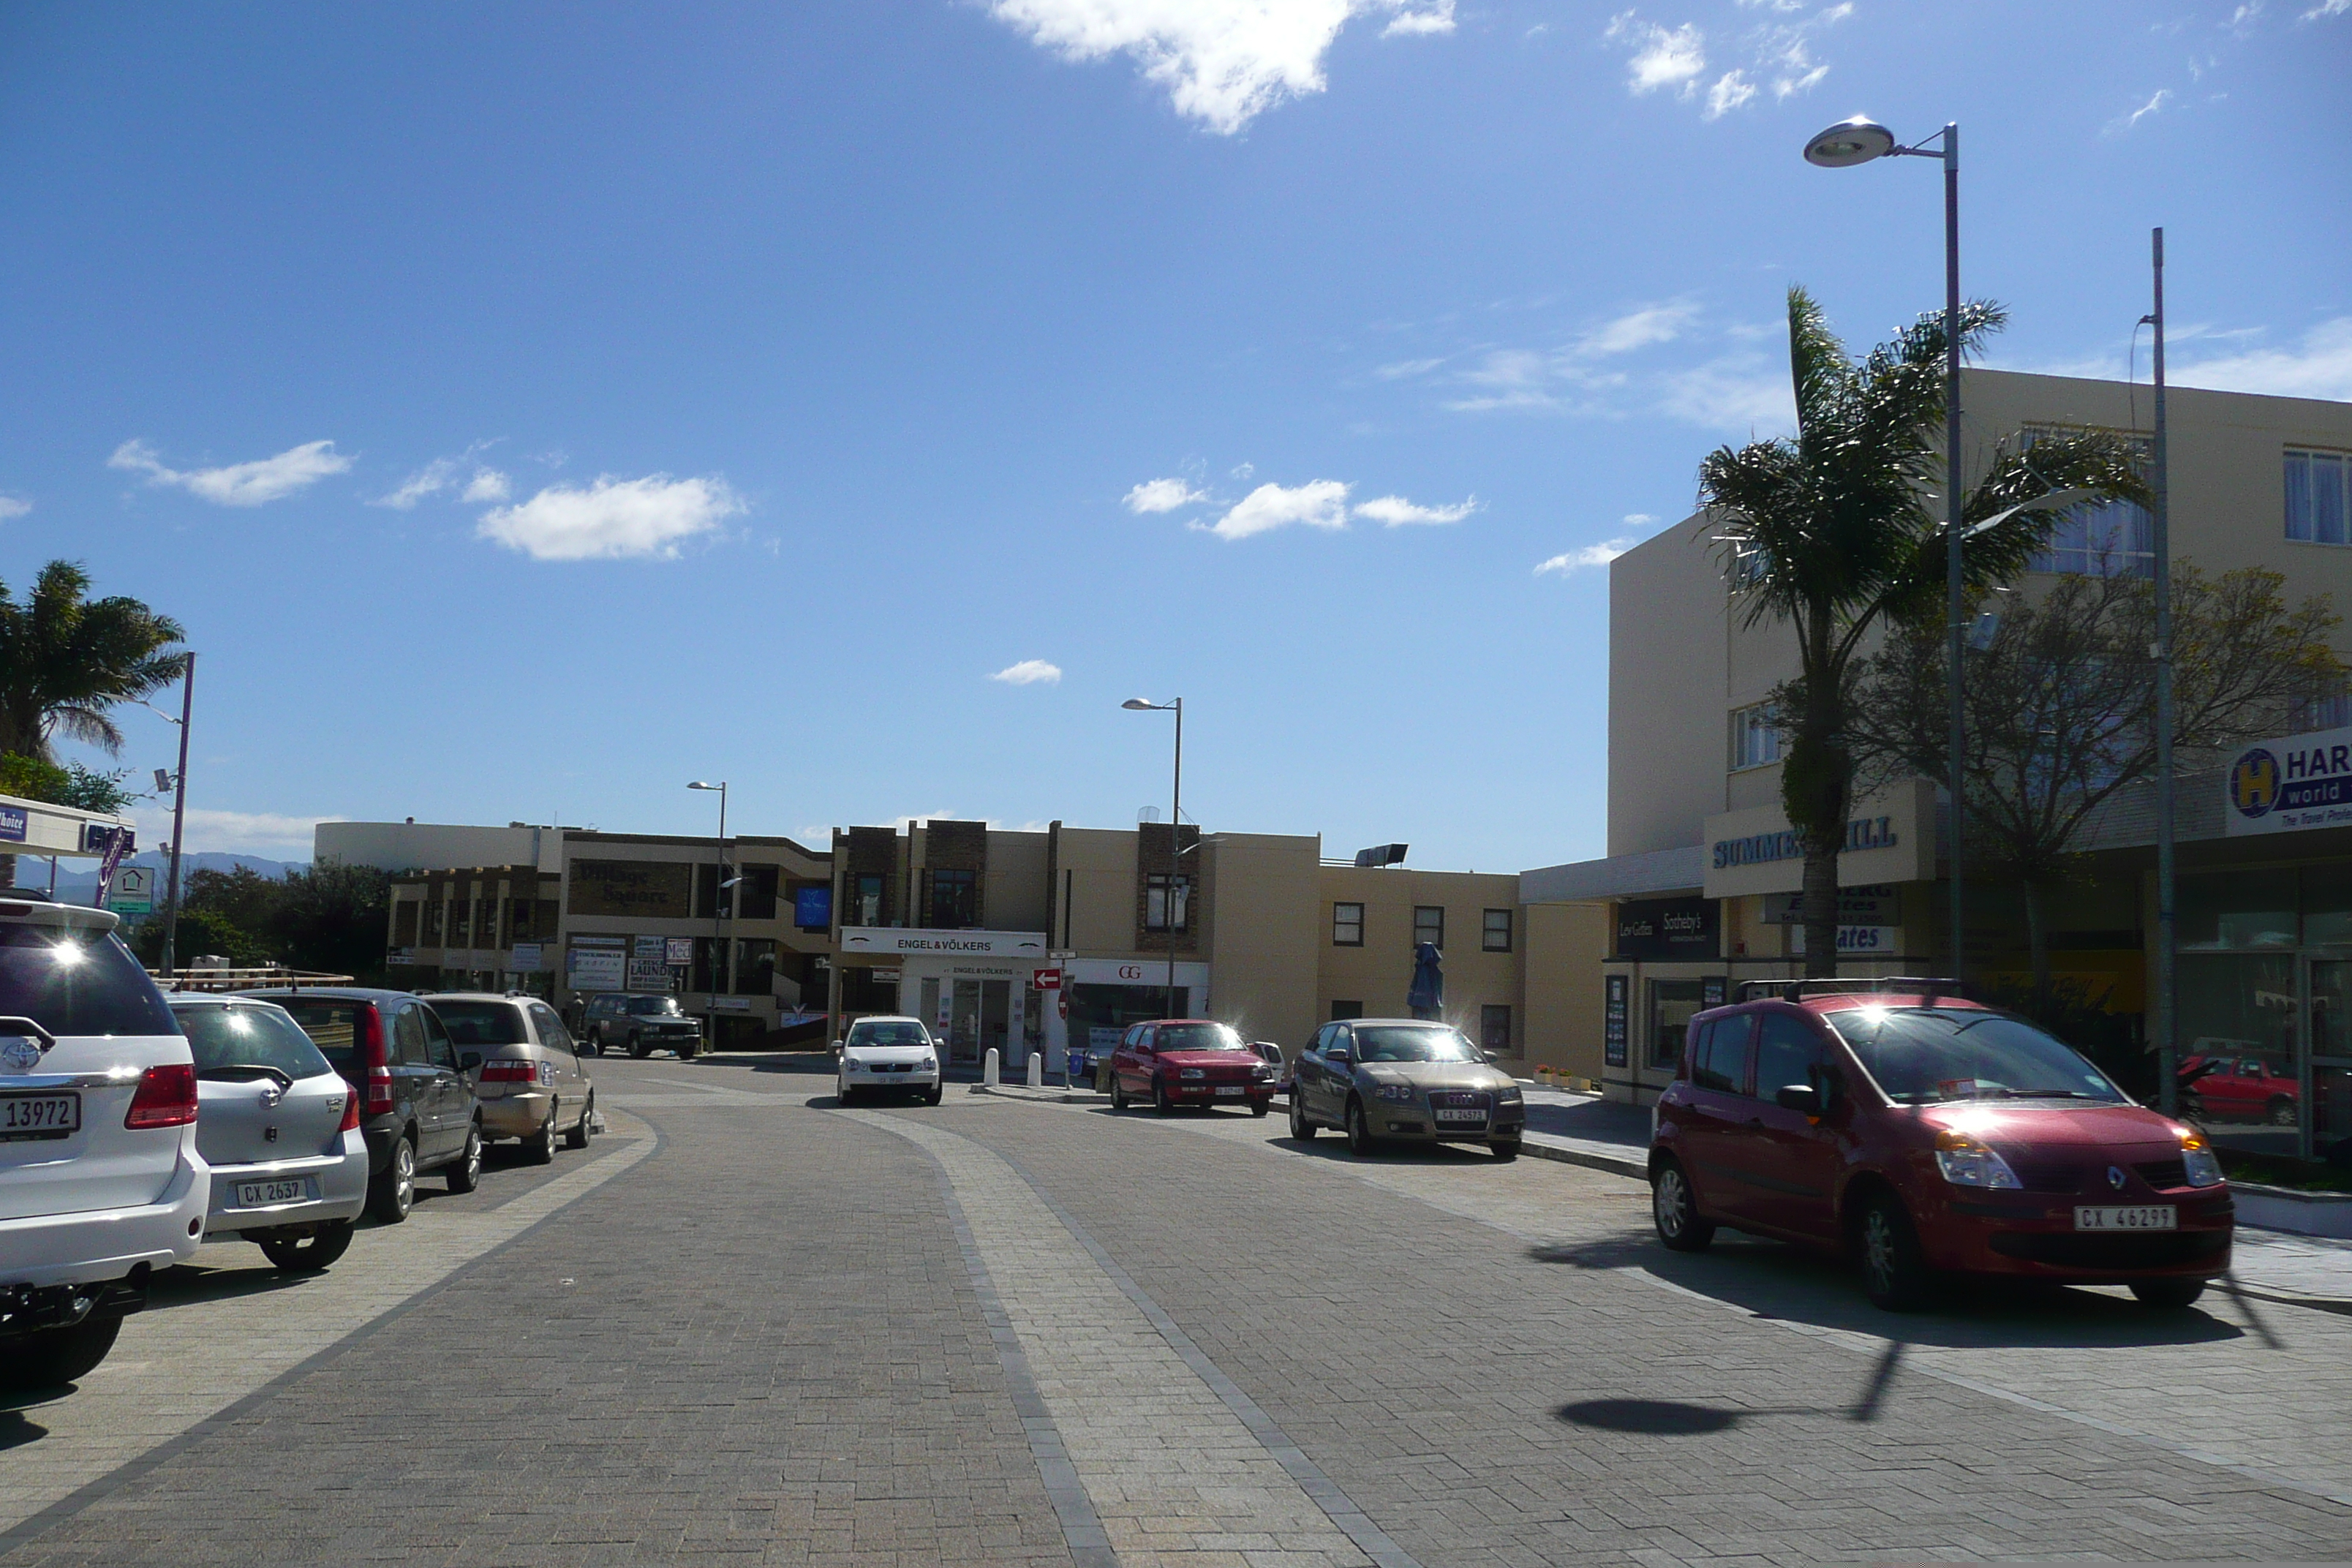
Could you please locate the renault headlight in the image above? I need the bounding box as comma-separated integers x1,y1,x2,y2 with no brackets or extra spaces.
2180,1131,2225,1188
1934,1130,2021,1189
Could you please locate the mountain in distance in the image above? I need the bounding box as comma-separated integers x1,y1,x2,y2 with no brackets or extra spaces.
36,851,306,902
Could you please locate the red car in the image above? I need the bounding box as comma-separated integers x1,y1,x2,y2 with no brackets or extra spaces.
1648,982,2232,1311
2181,1052,2298,1126
1108,1019,1277,1117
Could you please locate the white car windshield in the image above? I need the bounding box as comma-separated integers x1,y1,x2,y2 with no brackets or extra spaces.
850,1022,930,1048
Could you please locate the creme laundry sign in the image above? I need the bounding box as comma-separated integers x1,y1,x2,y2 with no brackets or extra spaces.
1703,780,1934,900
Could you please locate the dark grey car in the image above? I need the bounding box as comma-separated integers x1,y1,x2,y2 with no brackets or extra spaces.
1289,1019,1525,1159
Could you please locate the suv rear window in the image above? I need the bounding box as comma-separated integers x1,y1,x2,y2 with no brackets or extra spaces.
430,1000,528,1046
277,999,367,1076
176,1003,332,1079
0,926,175,1039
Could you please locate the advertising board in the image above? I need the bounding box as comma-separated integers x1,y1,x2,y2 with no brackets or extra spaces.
568,944,627,992
2225,724,2352,836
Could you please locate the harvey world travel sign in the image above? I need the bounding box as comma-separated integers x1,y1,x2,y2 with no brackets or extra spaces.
2226,724,2352,836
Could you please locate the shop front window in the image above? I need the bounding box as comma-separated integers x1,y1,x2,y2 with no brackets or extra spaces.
1648,979,1705,1071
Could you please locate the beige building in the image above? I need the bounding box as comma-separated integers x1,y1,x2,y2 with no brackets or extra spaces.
1523,367,2352,1132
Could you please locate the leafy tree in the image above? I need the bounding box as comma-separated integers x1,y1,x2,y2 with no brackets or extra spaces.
1697,287,2147,975
0,560,186,760
140,858,392,982
1848,563,2344,1005
131,907,264,968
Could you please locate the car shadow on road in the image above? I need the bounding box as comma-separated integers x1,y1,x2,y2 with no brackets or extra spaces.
150,1260,314,1308
1529,1228,2250,1350
0,1409,50,1447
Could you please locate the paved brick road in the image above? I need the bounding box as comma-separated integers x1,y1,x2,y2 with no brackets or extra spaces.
5,1053,2348,1567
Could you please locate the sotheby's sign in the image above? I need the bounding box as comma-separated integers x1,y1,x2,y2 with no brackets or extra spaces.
2226,725,2352,836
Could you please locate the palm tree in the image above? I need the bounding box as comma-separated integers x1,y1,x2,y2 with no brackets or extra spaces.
0,560,186,760
1697,287,2146,976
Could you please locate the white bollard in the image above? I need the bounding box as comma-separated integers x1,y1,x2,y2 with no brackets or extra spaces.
984,1047,1000,1087
1027,1052,1043,1088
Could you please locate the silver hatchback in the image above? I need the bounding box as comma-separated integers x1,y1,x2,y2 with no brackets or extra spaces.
429,994,597,1163
170,996,369,1272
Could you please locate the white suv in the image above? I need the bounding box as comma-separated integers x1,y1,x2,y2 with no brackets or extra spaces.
0,897,209,1391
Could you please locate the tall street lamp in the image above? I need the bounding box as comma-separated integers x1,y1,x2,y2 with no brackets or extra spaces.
688,780,728,1052
1804,114,1968,986
1121,698,1184,1012
157,652,196,978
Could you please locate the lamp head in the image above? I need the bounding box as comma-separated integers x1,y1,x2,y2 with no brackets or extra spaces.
1803,116,1896,167
1121,698,1156,710
687,780,720,791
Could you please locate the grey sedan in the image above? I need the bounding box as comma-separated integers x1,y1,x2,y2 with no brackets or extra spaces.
1288,1019,1525,1160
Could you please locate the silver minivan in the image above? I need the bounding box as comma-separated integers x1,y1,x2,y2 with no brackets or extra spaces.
429,994,596,1162
170,995,369,1271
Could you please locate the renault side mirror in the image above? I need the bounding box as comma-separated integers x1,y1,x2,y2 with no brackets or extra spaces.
1774,1084,1822,1115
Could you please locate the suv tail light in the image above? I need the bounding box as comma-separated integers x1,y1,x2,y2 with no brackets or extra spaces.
124,1063,200,1129
359,1004,394,1117
479,1059,542,1084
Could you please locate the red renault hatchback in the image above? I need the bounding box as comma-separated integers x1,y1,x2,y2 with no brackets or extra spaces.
1648,981,2232,1311
1107,1019,1278,1116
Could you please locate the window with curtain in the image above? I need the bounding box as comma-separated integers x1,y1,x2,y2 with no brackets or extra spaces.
2286,449,2349,546
1730,704,1781,770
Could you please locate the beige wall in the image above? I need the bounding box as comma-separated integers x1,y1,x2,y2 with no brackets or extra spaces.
985,830,1052,935
1520,900,1610,1077
1607,513,1741,856
1200,833,1322,1049
1314,866,1525,1047
1052,826,1143,954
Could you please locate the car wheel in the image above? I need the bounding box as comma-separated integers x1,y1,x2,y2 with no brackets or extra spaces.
924,1083,943,1107
0,1314,123,1392
2130,1279,2207,1310
678,1040,698,1060
1289,1093,1316,1139
837,1079,857,1106
524,1107,558,1165
1651,1159,1714,1251
446,1122,484,1192
369,1134,417,1224
1345,1097,1378,1157
585,1030,603,1057
1857,1191,1934,1312
1154,1078,1175,1115
565,1094,593,1150
258,1218,356,1273
630,1033,648,1060
1110,1077,1129,1112
1249,1100,1269,1117
2268,1097,2296,1126
1490,1137,1521,1161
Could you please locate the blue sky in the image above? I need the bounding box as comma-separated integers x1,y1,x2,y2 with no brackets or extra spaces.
4,1,2347,872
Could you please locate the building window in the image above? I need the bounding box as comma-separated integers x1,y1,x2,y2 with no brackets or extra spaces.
851,872,884,928
1331,1000,1362,1022
1480,1005,1512,1056
1413,906,1444,949
927,868,977,929
1482,908,1512,952
2288,449,2349,545
1332,902,1364,946
1145,873,1193,932
2292,692,2352,733
2027,498,2155,576
1730,704,1782,770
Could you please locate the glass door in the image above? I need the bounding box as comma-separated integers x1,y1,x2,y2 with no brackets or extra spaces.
2307,957,2352,1164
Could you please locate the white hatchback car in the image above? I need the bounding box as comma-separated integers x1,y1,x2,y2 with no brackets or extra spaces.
170,995,369,1272
835,1017,943,1106
1,897,209,1392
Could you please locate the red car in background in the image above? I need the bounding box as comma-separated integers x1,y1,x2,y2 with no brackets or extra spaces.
1648,981,2233,1312
2181,1052,2298,1126
1108,1019,1277,1117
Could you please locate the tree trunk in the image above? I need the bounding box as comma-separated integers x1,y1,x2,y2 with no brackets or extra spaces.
2021,878,2051,1016
1800,848,1841,979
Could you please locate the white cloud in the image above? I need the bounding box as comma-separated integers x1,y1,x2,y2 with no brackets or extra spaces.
110,438,351,507
475,474,744,562
1202,479,1351,540
1375,355,1445,380
1124,476,1210,513
2305,0,2349,16
461,468,511,503
2168,317,2352,402
1581,300,1700,356
2105,87,2172,136
0,495,29,521
135,806,347,856
1703,69,1756,118
987,1,1455,136
374,459,457,510
1535,538,1638,575
990,658,1065,686
1657,353,1797,432
1605,13,1707,95
1352,493,1480,526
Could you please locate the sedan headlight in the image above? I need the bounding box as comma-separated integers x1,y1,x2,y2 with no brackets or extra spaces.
1933,1130,2021,1189
1496,1085,1523,1102
2181,1132,2225,1188
1373,1083,1415,1103
1180,1067,1205,1080
1251,1065,1274,1081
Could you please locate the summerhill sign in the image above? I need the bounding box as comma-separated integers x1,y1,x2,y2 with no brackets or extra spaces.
1702,780,1935,900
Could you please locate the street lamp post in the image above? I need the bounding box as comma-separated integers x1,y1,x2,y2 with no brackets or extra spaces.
158,652,196,977
688,780,728,1052
1121,698,1183,1011
1804,115,1968,986
2146,227,2179,1115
